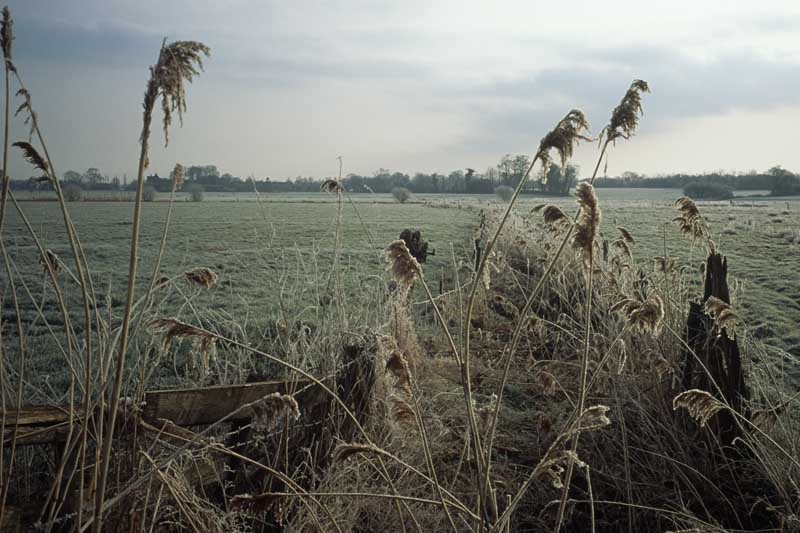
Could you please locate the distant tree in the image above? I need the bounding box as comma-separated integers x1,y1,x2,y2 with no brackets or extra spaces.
391,187,411,203
494,185,514,202
186,183,204,202
63,170,82,184
543,163,579,195
768,165,800,196
683,182,734,200
82,167,104,187
142,185,156,202
63,183,83,202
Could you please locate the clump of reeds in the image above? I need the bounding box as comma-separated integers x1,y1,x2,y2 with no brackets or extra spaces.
572,182,601,269
184,267,219,288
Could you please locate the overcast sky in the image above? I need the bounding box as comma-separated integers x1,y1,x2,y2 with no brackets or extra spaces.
6,0,800,181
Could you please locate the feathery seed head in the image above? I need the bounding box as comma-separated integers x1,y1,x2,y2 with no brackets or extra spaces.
601,79,650,144
13,141,49,182
320,178,344,193
385,240,422,290
39,249,62,276
673,196,707,240
703,296,737,339
144,40,210,148
536,109,591,172
541,205,569,225
1,7,12,61
672,389,724,428
172,163,185,188
332,443,379,463
149,317,216,354
183,267,218,288
610,293,665,334
572,182,601,269
248,392,300,434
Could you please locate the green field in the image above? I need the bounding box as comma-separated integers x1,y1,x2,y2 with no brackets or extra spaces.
4,188,800,390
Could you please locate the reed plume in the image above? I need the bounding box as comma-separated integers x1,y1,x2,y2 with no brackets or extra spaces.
184,267,219,288
704,296,737,339
1,7,12,63
385,240,421,290
149,317,217,354
541,205,569,225
672,389,724,428
248,392,301,433
536,109,591,172
572,182,601,269
617,226,635,245
572,404,611,434
38,249,62,275
172,163,185,188
151,41,210,147
537,450,586,489
332,442,380,463
673,196,707,239
600,79,650,144
320,178,344,193
12,141,49,182
610,293,665,334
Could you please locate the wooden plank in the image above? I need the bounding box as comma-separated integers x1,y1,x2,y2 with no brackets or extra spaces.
1,378,316,447
143,378,312,426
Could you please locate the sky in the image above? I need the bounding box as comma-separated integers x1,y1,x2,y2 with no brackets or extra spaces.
5,0,800,181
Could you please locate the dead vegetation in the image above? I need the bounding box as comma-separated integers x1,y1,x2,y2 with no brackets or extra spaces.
0,7,798,533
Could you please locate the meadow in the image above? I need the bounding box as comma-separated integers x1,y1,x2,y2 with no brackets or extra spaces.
7,189,799,384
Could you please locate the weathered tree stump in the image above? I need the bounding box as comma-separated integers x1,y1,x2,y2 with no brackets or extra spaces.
680,252,749,446
399,229,431,264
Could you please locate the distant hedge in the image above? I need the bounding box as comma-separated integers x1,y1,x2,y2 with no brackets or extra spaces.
683,182,734,200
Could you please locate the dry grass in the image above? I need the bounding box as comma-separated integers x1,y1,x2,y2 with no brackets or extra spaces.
0,6,797,533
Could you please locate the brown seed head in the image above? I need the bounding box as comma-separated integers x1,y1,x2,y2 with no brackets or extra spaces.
673,196,707,240
12,141,49,182
672,389,724,428
610,293,665,334
536,109,591,172
147,40,210,147
332,442,380,463
572,182,601,269
601,79,650,144
39,249,62,276
184,267,219,288
320,178,344,193
385,240,422,290
248,392,300,434
541,205,569,225
149,317,216,354
1,7,12,61
703,296,737,339
172,163,185,188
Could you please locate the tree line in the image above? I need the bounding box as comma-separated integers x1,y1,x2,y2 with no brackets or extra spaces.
9,156,579,196
594,166,800,196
